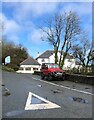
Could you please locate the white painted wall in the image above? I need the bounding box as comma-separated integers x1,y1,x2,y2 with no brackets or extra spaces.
49,54,55,63
63,59,76,70
37,52,61,65
16,65,41,73
37,58,49,65
49,52,61,64
37,52,81,70
63,59,82,70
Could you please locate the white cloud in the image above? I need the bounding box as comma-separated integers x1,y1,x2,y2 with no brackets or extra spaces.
2,1,92,58
27,25,50,45
7,35,20,44
4,2,58,22
1,12,43,45
28,29,43,45
28,2,58,16
3,2,92,24
1,13,21,34
4,20,20,34
61,2,92,16
60,2,92,36
1,13,22,44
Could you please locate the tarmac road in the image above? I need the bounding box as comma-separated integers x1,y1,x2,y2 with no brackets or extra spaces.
2,71,93,118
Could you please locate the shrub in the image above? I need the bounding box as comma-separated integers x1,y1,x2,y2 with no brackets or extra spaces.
34,71,41,75
66,67,93,76
2,65,15,72
6,64,19,71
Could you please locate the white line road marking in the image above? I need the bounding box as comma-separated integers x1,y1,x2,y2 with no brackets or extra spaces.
25,92,61,110
32,77,94,96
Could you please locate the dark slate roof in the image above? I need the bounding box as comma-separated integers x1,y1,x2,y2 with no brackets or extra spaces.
75,61,81,65
66,54,74,59
37,50,54,59
36,50,73,59
20,57,40,65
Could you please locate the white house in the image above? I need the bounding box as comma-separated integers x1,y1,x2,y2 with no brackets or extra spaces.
36,50,81,70
16,57,41,73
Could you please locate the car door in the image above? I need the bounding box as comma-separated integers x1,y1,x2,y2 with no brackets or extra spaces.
43,65,48,75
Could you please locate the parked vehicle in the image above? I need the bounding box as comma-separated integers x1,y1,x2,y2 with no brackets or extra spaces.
41,63,65,80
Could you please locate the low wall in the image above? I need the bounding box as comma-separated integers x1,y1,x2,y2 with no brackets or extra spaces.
34,71,41,75
34,71,94,85
65,74,94,85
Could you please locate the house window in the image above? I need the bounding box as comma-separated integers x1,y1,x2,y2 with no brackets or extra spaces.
68,59,72,62
33,68,38,70
41,59,45,62
19,67,23,70
25,67,31,71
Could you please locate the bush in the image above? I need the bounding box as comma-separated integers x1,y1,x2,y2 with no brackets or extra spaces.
0,65,2,69
65,67,93,76
34,71,41,75
2,65,15,72
65,67,80,74
6,63,19,71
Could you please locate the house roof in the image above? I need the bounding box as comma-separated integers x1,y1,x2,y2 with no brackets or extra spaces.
20,57,40,65
75,61,81,65
36,50,73,59
37,50,54,59
66,54,74,59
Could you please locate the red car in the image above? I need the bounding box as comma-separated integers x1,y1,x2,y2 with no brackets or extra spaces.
41,63,65,81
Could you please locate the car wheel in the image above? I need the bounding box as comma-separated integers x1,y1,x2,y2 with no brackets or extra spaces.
62,76,65,81
41,73,45,80
47,74,52,81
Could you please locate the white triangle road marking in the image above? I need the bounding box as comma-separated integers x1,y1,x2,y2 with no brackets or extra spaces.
25,92,61,110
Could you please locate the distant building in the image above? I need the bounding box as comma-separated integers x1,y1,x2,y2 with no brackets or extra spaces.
17,57,41,73
36,50,82,70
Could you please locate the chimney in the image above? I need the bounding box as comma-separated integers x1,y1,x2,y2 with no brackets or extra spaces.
37,52,40,57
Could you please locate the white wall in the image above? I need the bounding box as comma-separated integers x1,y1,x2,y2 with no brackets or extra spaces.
16,65,41,73
63,59,82,70
63,59,76,70
49,52,61,63
37,58,49,65
37,52,81,70
37,52,61,65
49,54,55,63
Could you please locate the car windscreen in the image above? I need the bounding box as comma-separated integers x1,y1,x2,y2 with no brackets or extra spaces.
48,64,59,68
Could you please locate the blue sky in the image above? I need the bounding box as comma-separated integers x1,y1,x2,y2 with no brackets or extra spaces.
2,1,92,58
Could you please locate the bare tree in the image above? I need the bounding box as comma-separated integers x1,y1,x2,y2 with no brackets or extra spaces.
72,34,93,72
59,11,80,68
91,40,94,73
41,13,64,64
41,11,81,67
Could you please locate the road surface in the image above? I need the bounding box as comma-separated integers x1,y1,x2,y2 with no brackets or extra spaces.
2,71,93,118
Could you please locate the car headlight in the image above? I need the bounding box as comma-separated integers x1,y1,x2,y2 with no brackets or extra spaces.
52,72,55,75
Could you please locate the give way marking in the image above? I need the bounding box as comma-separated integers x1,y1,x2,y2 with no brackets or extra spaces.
25,92,61,110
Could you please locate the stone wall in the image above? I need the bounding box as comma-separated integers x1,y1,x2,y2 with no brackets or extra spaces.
65,74,94,85
34,71,94,85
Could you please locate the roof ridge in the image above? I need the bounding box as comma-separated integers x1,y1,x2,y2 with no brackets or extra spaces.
20,57,29,64
30,56,40,64
36,50,74,59
36,50,50,59
20,56,40,65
